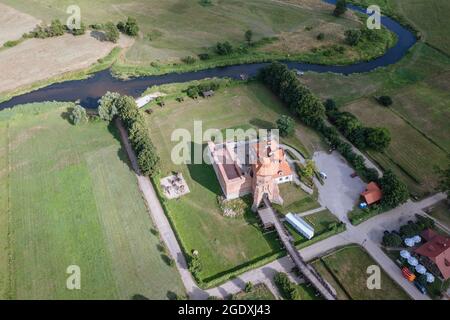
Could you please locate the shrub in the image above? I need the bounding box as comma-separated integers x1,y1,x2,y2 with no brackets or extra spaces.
198,53,210,60
244,282,253,293
380,170,409,209
3,40,21,48
117,17,139,37
274,272,299,300
345,29,362,46
216,41,233,55
104,22,120,43
317,33,325,40
333,0,347,17
377,95,393,107
383,232,402,247
98,91,120,121
69,105,88,125
276,115,295,137
72,22,86,36
181,56,196,64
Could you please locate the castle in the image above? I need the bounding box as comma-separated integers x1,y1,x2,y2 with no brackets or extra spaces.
208,137,293,211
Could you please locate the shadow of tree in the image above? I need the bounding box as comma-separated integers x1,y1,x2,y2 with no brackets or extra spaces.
249,118,275,130
90,30,107,42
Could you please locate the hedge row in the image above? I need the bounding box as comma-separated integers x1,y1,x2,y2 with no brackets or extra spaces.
116,95,160,177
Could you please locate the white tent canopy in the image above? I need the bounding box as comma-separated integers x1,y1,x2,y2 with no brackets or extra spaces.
405,238,415,247
408,257,418,266
426,272,435,283
415,264,427,274
400,250,411,259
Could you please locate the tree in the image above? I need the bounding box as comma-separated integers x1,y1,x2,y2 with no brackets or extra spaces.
104,22,120,43
117,17,139,37
333,0,347,17
345,29,362,46
276,115,294,137
365,127,391,151
383,232,402,247
98,91,120,121
301,160,317,180
245,29,253,45
378,95,393,107
69,105,88,125
380,170,409,209
324,99,337,112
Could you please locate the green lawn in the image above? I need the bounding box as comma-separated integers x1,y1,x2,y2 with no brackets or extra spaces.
231,283,276,300
0,102,184,299
273,182,320,215
285,209,342,245
427,201,450,230
342,98,448,197
315,246,410,300
145,82,332,286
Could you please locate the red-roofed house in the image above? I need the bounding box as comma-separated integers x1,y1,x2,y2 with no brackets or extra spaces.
414,229,450,280
361,182,382,205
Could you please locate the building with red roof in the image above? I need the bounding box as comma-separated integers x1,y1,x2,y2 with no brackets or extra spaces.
414,229,450,280
361,182,382,205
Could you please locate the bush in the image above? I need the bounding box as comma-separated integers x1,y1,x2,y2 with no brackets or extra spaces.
181,56,196,64
377,95,393,107
29,19,65,38
380,170,409,209
3,40,21,48
345,29,362,46
274,272,299,300
276,115,295,137
98,91,120,121
117,17,139,36
104,22,120,43
198,53,210,60
244,282,253,293
333,0,347,17
69,105,88,125
317,33,325,40
383,232,402,247
72,22,86,36
216,41,233,55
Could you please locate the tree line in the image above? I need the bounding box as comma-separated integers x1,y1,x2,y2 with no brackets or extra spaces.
259,62,408,209
98,92,160,177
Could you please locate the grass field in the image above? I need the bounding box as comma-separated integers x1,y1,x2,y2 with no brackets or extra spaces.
342,98,448,197
145,82,332,285
285,209,341,245
231,283,276,300
273,182,320,215
0,102,184,299
2,0,395,77
427,201,450,230
351,0,450,56
313,246,410,300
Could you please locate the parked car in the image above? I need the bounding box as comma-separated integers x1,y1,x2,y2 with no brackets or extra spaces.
294,69,304,76
319,172,327,179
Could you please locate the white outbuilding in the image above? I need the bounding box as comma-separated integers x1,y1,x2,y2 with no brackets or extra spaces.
286,213,314,240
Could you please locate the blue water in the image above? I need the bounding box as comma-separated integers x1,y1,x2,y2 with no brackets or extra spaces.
0,0,416,110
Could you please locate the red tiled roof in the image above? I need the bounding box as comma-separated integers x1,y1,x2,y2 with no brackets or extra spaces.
414,230,450,280
361,182,382,205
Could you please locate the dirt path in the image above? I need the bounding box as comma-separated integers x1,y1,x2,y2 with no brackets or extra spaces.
0,33,133,94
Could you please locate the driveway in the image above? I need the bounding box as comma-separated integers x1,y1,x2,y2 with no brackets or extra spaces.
313,151,366,222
